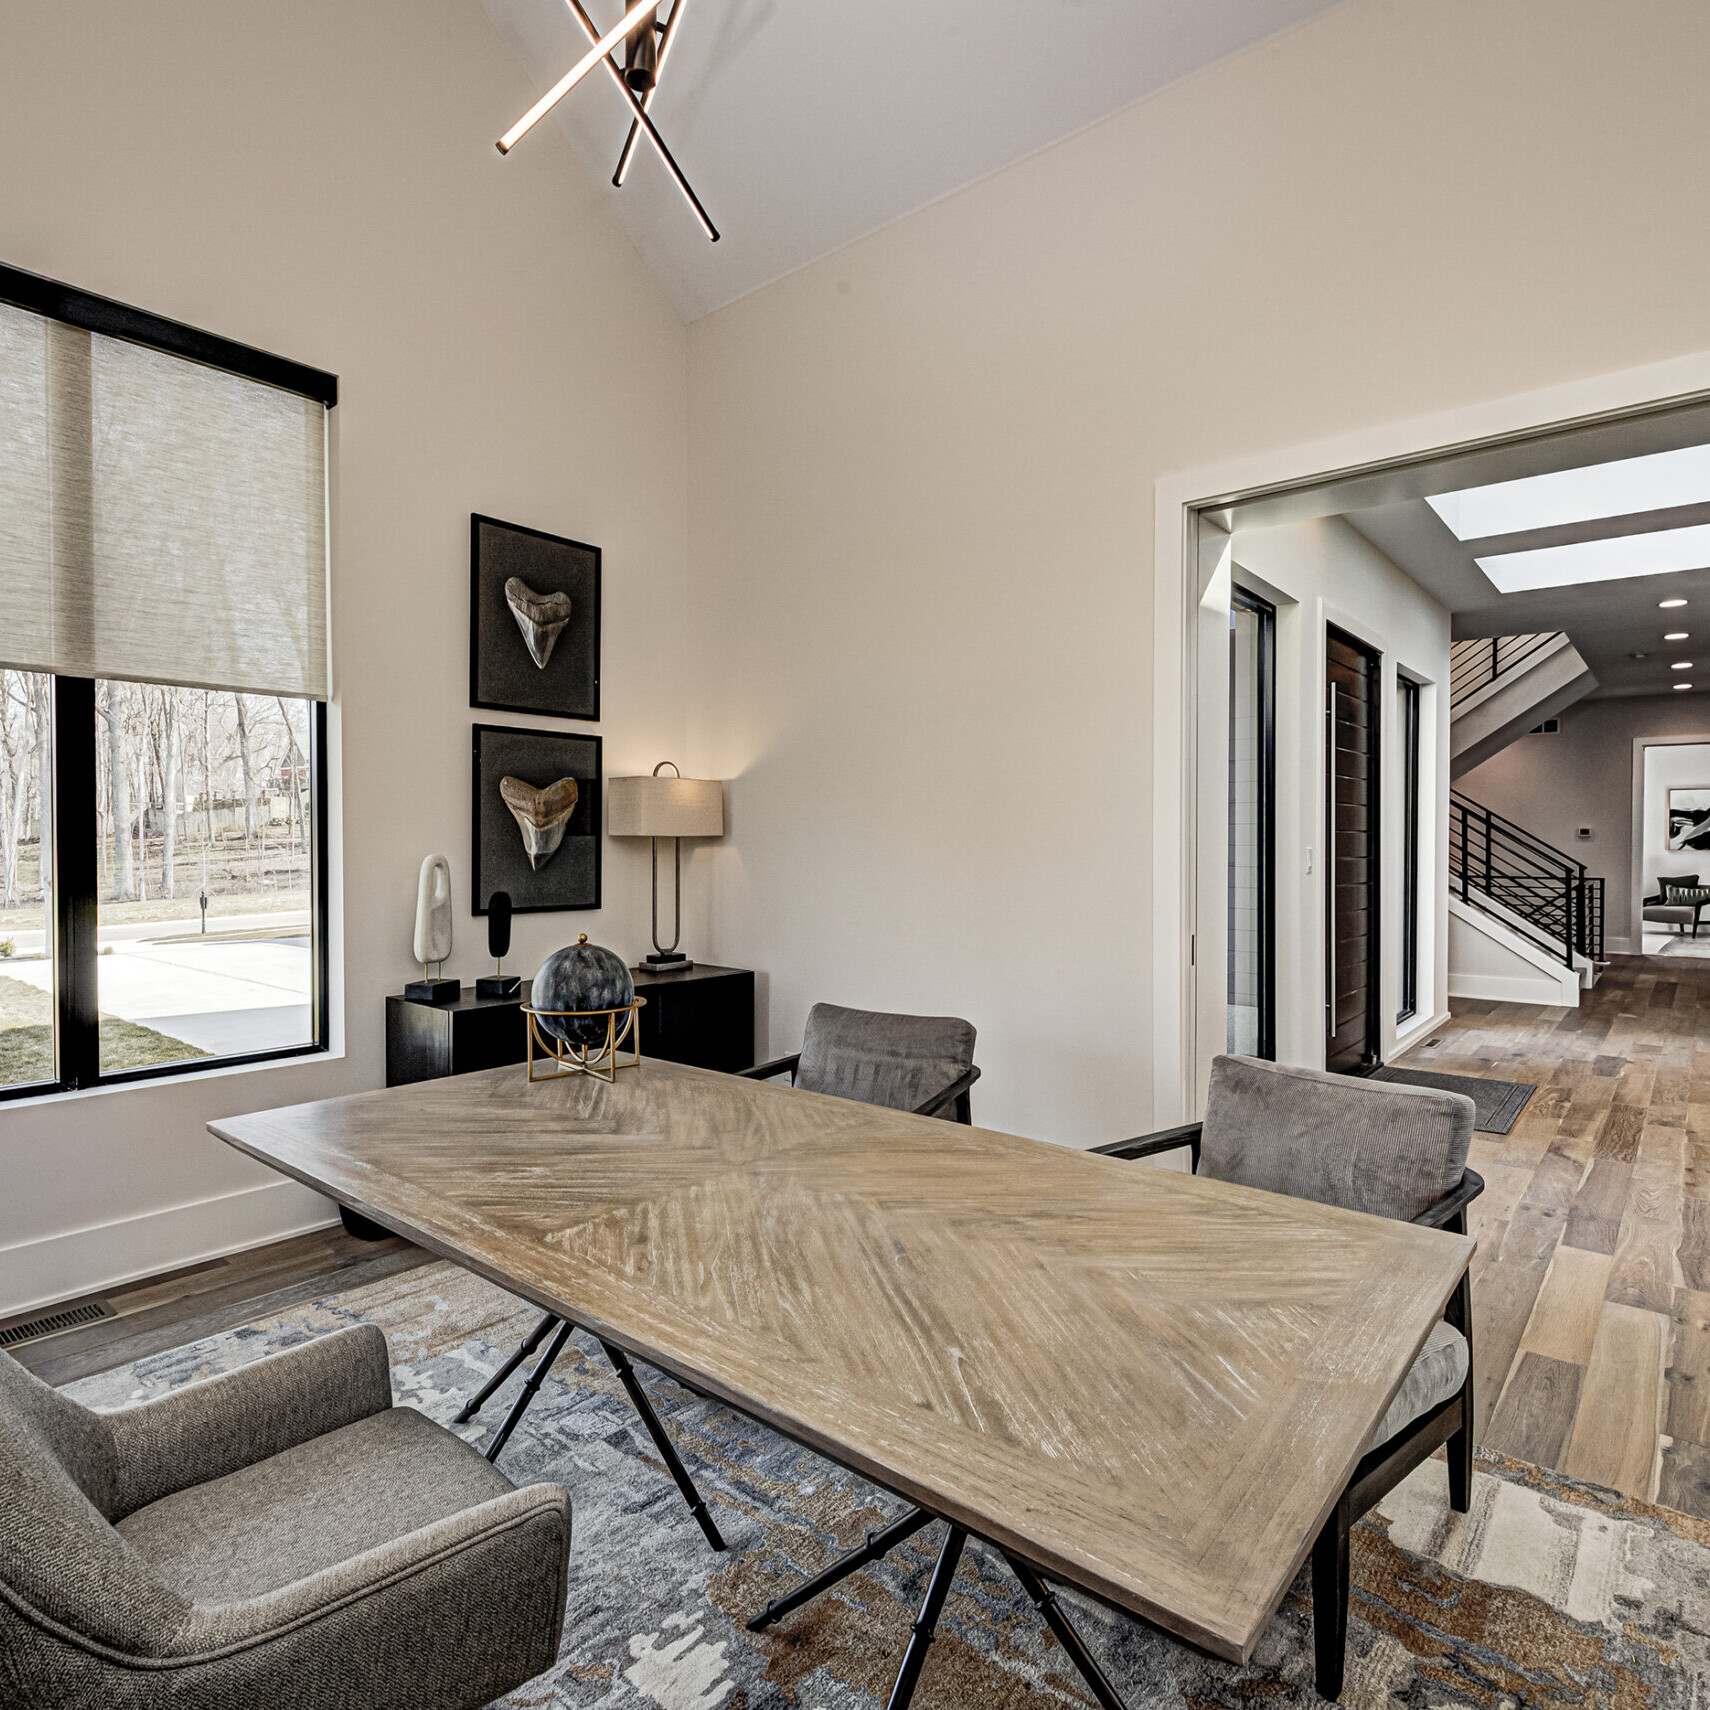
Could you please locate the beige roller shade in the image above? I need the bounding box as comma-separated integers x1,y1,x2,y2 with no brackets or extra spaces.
0,301,328,698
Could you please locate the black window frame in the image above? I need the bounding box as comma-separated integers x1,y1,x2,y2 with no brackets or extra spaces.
1397,675,1422,1024
1229,585,1277,1061
0,262,335,1102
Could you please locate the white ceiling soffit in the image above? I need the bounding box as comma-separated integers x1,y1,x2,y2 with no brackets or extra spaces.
480,0,1344,321
1343,497,1710,700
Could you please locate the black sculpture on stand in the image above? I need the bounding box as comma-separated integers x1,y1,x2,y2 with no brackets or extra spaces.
477,891,522,999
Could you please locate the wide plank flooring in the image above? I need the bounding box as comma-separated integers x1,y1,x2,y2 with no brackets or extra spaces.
3,1224,433,1386
1398,953,1710,1519
15,969,1710,1529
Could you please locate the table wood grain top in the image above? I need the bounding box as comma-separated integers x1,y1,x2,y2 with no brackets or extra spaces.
210,1057,1472,1660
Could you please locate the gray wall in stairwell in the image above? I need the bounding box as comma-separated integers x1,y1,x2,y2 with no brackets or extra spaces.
1456,694,1710,954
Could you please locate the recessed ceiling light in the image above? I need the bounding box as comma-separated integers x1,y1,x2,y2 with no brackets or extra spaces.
1427,444,1710,540
1662,598,1690,608
1674,661,1695,670
1476,523,1710,593
1666,631,1691,640
1632,652,1650,659
1677,683,1694,691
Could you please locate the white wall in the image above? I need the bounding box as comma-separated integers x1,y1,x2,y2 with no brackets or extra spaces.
1642,743,1710,901
685,0,1710,1142
0,1,692,1315
1229,519,1450,1069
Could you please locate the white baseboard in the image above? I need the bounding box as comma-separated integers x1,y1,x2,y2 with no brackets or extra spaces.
1447,970,1580,1007
0,1178,339,1320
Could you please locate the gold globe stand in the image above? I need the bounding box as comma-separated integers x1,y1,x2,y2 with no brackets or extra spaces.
522,996,645,1083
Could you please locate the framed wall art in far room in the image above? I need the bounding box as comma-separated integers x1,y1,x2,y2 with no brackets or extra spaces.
1667,787,1710,852
472,724,602,914
470,513,600,721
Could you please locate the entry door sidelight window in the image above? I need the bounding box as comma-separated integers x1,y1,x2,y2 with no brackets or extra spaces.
1397,677,1422,1023
1228,589,1275,1058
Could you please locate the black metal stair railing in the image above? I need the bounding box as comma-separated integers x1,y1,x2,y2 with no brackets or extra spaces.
1450,790,1604,967
1449,633,1563,710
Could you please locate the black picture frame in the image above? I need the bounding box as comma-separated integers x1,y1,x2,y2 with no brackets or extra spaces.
472,725,603,915
470,514,601,721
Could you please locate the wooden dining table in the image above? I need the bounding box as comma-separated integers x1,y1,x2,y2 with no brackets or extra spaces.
210,1054,1472,1699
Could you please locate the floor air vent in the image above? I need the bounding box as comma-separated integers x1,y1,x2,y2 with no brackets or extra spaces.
0,1298,116,1349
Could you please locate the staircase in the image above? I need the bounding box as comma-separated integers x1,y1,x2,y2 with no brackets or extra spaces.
1449,791,1605,1007
1450,632,1597,778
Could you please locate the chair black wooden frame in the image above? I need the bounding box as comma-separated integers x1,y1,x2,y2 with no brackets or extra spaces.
1091,1122,1483,1701
738,1052,981,1123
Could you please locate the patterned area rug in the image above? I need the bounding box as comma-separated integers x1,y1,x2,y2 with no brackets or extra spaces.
66,1261,1710,1710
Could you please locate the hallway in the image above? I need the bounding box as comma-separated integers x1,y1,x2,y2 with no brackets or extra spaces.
1398,955,1710,1517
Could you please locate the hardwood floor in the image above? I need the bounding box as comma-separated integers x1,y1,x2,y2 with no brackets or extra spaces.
11,963,1710,1533
2,1224,434,1386
1397,953,1710,1519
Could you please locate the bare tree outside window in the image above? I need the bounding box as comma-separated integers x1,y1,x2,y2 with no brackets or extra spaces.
0,676,317,1087
93,683,314,1073
0,670,52,1087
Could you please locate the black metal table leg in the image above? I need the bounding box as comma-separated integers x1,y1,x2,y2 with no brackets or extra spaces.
484,1317,575,1463
1003,1552,1130,1710
455,1311,557,1424
886,1523,966,1710
748,1507,935,1631
599,1339,727,1551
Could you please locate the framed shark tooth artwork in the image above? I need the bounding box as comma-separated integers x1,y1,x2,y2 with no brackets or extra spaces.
470,513,600,721
472,724,602,914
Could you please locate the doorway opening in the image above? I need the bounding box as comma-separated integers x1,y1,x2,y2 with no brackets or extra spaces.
1161,371,1710,1109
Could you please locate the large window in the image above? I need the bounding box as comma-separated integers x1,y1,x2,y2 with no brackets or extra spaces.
0,266,333,1099
1228,587,1275,1058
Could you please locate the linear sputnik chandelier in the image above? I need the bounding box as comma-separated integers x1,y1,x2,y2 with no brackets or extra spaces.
497,0,718,242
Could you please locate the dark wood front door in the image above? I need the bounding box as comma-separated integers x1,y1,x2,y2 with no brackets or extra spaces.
1326,626,1380,1072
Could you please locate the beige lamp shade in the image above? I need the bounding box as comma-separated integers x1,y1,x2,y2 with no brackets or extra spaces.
608,773,724,838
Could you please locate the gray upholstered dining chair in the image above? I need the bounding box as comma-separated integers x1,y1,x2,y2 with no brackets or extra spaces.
0,1324,570,1709
739,1001,981,1122
1096,1054,1482,1702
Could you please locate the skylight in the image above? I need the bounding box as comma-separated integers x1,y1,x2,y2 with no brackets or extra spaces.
1428,444,1710,541
1477,523,1710,594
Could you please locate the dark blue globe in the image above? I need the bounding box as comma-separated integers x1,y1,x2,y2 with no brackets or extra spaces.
531,935,635,1049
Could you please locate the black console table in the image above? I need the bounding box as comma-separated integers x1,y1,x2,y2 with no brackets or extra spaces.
632,963,755,1072
385,988,529,1087
354,966,755,1241
383,964,755,1087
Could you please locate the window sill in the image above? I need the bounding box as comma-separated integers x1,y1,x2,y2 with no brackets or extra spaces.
0,1042,338,1110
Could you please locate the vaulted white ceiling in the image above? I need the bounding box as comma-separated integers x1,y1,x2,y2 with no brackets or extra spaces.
481,0,1344,321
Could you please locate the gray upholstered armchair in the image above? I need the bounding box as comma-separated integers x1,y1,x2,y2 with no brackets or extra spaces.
0,1323,571,1710
1096,1054,1481,1702
739,1001,981,1122
1644,871,1709,937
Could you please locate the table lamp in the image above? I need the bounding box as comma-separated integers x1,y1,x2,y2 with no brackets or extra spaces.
608,761,724,973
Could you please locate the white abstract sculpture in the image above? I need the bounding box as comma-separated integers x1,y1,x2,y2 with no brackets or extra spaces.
413,854,453,979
